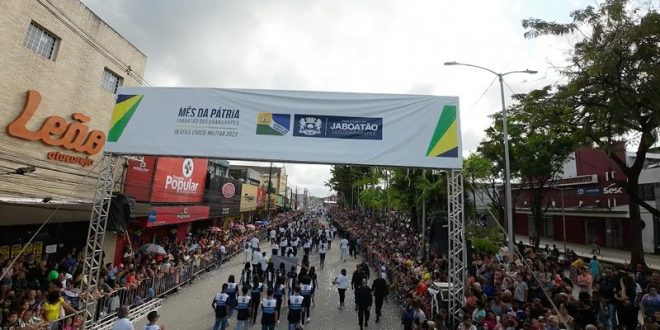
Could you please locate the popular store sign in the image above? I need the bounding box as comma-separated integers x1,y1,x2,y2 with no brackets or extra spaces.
124,156,208,203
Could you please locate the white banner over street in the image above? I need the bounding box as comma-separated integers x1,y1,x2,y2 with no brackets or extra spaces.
106,88,461,168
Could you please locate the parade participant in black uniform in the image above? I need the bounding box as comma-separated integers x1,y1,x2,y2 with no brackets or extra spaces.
371,272,389,323
351,264,365,311
356,279,373,330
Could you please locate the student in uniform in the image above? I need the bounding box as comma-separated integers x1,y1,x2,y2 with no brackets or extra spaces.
300,275,313,324
271,242,279,256
318,240,328,269
240,263,252,289
212,283,229,330
287,287,304,330
261,289,278,330
303,239,311,256
226,275,238,318
273,276,286,323
334,269,350,308
250,275,263,325
280,238,288,257
287,266,297,297
235,286,251,330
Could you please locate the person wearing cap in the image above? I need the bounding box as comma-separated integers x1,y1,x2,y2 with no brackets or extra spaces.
144,310,165,330
112,306,134,330
372,271,389,323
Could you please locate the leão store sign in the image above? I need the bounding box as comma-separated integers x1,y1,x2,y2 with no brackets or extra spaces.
6,90,106,167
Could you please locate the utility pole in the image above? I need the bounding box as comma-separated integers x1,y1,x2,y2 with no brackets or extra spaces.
295,186,299,211
267,162,273,220
422,169,427,259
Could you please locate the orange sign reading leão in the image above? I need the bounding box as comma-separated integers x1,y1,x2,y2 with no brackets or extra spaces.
6,90,107,155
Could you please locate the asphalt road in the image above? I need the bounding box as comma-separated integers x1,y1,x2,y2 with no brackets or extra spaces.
134,223,403,329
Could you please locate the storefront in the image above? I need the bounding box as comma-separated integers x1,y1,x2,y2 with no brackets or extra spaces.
114,156,211,263
207,176,242,228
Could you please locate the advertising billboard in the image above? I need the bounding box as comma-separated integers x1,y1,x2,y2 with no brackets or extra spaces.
256,187,266,207
106,88,461,169
124,156,156,202
150,157,208,203
240,184,258,212
143,205,210,227
208,177,242,216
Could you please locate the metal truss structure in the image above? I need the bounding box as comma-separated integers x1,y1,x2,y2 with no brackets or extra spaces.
447,170,466,322
80,154,117,329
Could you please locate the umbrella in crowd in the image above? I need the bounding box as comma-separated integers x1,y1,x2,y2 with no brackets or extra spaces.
245,224,256,230
255,220,269,226
140,243,166,255
208,226,222,233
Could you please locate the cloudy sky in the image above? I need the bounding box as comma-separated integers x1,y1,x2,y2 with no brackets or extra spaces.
83,0,590,197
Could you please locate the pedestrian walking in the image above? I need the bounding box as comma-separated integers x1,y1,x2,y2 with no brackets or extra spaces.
273,277,286,323
111,306,134,330
240,263,252,289
218,244,227,266
356,279,373,330
351,265,365,311
144,310,165,330
334,269,350,308
261,289,278,330
319,240,327,269
372,272,389,323
226,275,238,318
271,242,279,256
212,283,229,330
308,267,318,308
243,241,252,263
250,275,264,325
235,286,251,330
300,276,313,324
340,237,349,262
287,287,304,330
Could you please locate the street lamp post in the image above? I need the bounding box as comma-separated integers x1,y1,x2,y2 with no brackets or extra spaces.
444,61,537,261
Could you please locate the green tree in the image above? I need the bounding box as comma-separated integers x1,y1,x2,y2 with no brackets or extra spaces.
523,0,659,265
479,88,578,248
463,153,492,220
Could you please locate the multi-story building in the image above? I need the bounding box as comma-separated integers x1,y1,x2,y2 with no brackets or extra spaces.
0,0,146,261
511,146,660,253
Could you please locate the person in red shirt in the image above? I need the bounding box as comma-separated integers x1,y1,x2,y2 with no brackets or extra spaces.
415,280,428,297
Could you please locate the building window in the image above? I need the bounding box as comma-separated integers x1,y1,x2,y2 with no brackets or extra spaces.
101,68,123,93
639,183,655,201
24,22,59,60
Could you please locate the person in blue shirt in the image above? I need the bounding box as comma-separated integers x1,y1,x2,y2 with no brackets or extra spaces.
225,275,238,318
235,286,251,330
212,283,229,330
287,287,304,330
273,276,286,323
261,289,278,330
250,275,263,324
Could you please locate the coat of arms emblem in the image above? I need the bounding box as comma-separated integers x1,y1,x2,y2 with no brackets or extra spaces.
299,117,322,136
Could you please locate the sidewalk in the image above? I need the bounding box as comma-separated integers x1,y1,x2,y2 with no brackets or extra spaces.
514,234,660,270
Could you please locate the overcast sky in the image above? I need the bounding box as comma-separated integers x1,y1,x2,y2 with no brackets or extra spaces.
83,0,590,197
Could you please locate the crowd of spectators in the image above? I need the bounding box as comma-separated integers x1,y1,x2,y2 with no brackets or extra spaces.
331,207,660,330
0,212,299,329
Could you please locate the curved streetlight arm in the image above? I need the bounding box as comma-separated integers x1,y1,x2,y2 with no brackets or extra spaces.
444,61,537,77
444,61,499,76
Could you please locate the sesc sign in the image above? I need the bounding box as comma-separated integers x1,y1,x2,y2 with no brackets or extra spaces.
603,183,624,195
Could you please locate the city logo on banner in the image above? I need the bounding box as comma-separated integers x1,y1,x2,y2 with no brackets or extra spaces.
256,112,291,136
292,114,382,140
426,105,458,158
